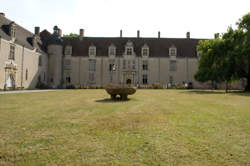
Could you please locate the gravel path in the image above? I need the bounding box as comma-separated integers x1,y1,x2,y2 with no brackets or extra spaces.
0,89,61,94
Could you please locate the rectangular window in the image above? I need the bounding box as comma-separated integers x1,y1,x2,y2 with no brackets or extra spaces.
89,59,96,71
142,60,148,70
169,76,173,84
128,60,131,69
109,60,115,71
127,48,132,55
65,48,72,55
89,47,96,56
39,56,42,66
142,48,148,56
143,75,148,84
132,60,136,70
25,69,28,81
123,59,126,69
89,72,95,82
9,45,15,60
170,48,176,56
169,60,177,71
66,76,71,83
109,47,115,56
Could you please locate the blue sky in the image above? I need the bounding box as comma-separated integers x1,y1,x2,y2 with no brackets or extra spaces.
1,0,250,38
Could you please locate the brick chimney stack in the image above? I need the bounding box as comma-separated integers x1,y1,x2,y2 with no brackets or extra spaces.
35,27,40,35
0,13,5,17
137,30,140,38
120,30,122,38
158,31,161,38
80,29,84,37
186,32,190,39
58,28,62,37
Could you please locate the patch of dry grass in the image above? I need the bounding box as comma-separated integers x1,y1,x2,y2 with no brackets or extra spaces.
0,90,250,165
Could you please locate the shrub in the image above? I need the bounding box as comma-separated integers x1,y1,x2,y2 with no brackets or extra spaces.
74,85,81,89
152,83,163,89
66,85,75,89
36,82,49,89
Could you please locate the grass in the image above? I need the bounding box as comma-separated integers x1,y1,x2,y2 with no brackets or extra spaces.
0,89,250,166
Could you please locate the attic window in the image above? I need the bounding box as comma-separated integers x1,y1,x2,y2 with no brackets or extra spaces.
125,41,133,56
65,46,72,55
169,47,177,56
127,48,132,55
142,44,149,57
109,45,116,56
89,46,96,56
10,22,16,38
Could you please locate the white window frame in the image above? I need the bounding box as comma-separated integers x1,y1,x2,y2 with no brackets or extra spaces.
9,44,15,60
89,59,96,71
126,47,133,55
169,47,177,56
89,46,96,57
65,46,72,55
109,45,116,57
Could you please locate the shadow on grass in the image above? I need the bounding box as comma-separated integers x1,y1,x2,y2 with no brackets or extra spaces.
95,98,132,103
181,89,250,96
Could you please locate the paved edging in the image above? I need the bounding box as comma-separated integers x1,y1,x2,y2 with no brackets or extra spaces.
0,89,61,94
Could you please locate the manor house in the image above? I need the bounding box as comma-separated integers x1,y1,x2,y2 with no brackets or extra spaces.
0,13,206,89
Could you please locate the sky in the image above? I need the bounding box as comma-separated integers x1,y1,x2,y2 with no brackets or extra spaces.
0,0,250,39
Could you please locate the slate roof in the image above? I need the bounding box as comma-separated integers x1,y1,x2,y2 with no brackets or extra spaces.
62,37,202,58
0,15,45,53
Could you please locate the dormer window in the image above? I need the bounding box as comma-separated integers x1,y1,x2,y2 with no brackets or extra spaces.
9,22,16,39
141,44,149,57
142,48,148,56
89,46,96,56
169,46,177,56
109,44,116,56
127,48,132,55
65,45,72,55
125,41,134,56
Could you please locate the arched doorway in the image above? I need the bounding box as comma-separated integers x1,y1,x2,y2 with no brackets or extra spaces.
126,79,132,84
7,74,15,88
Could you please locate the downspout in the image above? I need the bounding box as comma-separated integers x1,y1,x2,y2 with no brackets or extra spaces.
78,56,81,85
186,56,189,82
21,45,24,88
158,57,160,83
61,52,64,88
101,57,103,86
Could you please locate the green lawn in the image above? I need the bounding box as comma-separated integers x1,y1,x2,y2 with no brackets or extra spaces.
0,90,250,166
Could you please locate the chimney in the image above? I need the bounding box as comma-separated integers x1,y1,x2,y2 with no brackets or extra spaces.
214,33,219,39
137,30,140,38
186,32,190,39
35,27,40,35
0,13,5,17
158,31,161,38
58,28,62,37
120,30,122,38
80,29,84,37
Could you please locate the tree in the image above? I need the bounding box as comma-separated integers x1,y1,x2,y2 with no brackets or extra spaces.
235,13,250,91
195,12,250,92
63,33,79,38
195,38,231,90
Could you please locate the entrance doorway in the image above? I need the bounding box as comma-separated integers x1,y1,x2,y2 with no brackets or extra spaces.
7,75,15,88
126,79,132,84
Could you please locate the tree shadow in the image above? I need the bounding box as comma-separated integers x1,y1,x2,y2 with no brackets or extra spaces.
95,98,132,103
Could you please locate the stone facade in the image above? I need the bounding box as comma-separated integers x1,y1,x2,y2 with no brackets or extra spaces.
0,13,244,90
